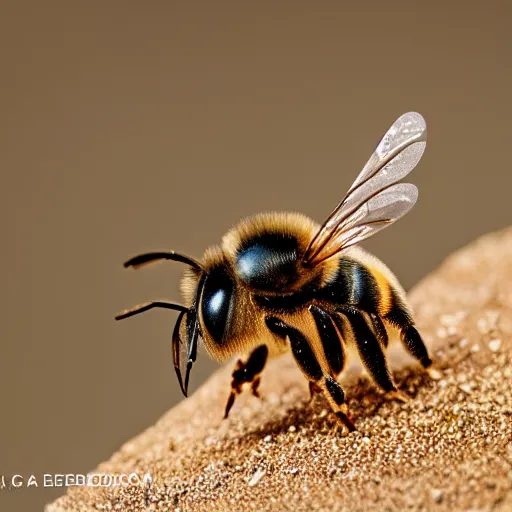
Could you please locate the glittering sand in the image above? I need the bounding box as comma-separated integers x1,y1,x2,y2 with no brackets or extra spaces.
48,228,512,512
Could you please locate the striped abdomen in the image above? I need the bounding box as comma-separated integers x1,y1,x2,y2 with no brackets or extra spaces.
318,247,407,321
316,247,431,378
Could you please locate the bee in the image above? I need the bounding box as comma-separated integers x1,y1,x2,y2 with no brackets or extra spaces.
116,112,436,432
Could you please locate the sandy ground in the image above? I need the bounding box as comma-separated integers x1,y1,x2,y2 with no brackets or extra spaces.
47,228,512,511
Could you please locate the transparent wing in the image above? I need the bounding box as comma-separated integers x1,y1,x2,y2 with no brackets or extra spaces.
303,112,426,265
308,183,418,264
347,112,426,195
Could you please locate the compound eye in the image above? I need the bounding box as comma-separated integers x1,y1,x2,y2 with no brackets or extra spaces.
235,233,299,291
201,266,234,345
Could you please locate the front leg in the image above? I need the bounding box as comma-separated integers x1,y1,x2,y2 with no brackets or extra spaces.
265,316,356,433
224,344,268,418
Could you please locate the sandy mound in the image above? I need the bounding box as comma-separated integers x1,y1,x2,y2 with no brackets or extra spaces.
48,228,512,511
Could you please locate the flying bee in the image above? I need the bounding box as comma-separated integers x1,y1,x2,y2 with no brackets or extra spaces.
116,112,436,432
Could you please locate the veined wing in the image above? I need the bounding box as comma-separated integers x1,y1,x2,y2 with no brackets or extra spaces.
307,183,418,263
303,112,426,265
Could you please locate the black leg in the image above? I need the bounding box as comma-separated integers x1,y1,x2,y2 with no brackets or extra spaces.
265,316,356,432
183,274,207,396
123,251,202,271
400,325,432,367
384,292,432,369
184,308,199,395
251,376,262,398
324,376,356,432
224,345,269,419
115,301,187,320
337,306,407,401
370,313,389,347
265,317,323,381
172,309,187,397
310,305,346,376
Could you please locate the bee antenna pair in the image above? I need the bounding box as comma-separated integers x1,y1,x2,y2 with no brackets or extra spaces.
115,250,203,397
115,250,202,321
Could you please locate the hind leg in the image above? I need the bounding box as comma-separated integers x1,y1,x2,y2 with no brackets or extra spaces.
400,324,441,379
224,344,268,418
384,293,440,379
385,291,431,368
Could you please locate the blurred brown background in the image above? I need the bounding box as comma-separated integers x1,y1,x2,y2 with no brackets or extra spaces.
1,1,511,509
